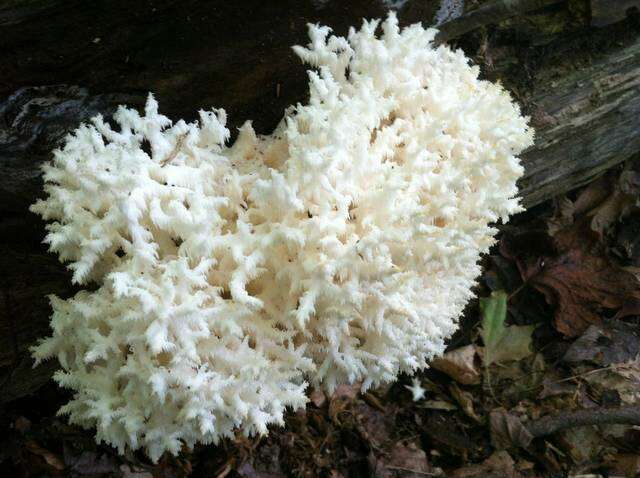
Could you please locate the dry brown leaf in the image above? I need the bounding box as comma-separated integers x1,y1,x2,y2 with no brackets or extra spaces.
431,344,481,385
422,399,458,411
606,453,640,478
66,451,119,476
563,321,640,366
587,170,639,237
547,196,575,237
610,357,640,404
538,375,579,399
25,440,66,471
451,451,524,478
369,442,431,478
120,465,154,478
572,174,613,217
354,402,395,447
237,462,286,478
550,168,640,239
449,383,482,423
529,223,640,337
489,409,533,450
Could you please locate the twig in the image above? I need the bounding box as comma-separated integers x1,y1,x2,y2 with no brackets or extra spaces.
526,405,640,438
492,405,640,450
484,366,499,403
384,465,436,476
160,133,187,166
507,281,527,302
520,363,619,393
435,0,564,43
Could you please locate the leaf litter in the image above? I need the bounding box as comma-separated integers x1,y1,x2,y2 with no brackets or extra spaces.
4,144,640,478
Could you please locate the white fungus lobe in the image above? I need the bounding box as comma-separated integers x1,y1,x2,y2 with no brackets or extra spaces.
31,13,533,461
405,378,427,402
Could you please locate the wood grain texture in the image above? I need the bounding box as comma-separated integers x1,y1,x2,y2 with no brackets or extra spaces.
519,36,640,206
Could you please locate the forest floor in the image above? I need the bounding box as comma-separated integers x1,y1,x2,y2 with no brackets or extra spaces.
6,165,640,478
1,1,640,477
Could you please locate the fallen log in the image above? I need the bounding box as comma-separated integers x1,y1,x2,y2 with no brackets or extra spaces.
0,1,639,403
519,34,640,207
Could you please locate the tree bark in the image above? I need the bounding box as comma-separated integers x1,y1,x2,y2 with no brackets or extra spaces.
518,35,640,207
1,0,639,403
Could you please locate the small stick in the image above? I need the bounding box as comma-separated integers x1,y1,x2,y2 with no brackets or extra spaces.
526,405,640,438
384,465,436,476
160,133,187,166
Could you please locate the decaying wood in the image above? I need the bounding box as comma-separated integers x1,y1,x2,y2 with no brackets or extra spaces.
1,0,639,403
435,0,564,43
519,35,640,206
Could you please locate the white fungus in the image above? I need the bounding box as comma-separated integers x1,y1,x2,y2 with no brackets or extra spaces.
405,378,427,402
31,13,533,461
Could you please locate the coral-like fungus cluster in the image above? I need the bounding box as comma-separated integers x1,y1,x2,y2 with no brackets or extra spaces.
31,13,533,460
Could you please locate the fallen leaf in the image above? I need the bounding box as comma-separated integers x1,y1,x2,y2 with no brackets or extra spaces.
529,223,640,337
240,442,285,478
503,171,640,336
449,383,481,422
431,344,481,385
572,173,614,218
369,442,431,478
120,465,154,478
237,462,286,478
563,320,640,367
606,452,640,478
589,167,640,234
549,168,640,238
25,440,66,471
480,291,535,366
538,375,579,399
547,196,575,237
421,400,458,411
451,451,524,478
489,409,533,450
557,425,606,464
571,358,640,406
355,402,395,447
492,324,536,364
480,291,508,366
67,451,119,475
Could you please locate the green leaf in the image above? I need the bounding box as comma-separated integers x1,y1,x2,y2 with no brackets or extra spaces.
480,291,534,367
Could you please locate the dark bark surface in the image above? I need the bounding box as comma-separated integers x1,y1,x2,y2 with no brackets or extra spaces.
1,0,639,403
518,35,640,206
